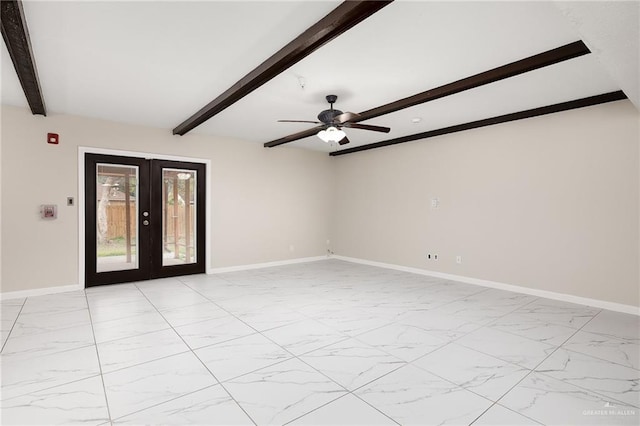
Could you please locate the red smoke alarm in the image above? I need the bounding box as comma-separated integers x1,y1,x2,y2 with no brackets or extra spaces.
47,133,59,144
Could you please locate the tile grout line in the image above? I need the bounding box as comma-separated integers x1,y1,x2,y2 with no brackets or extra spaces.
191,269,542,424
182,279,392,424
0,297,27,353
1,293,106,404
282,390,402,426
533,314,640,409
135,268,638,422
467,308,606,425
83,290,114,423
130,281,259,426
11,262,631,425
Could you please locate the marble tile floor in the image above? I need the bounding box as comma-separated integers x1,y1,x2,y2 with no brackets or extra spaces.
1,259,638,425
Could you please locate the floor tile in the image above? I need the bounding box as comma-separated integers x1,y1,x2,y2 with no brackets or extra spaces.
0,376,109,425
173,314,256,350
289,393,397,425
513,298,601,329
142,289,211,311
113,385,253,425
195,333,292,382
293,299,351,317
313,308,392,337
301,338,405,391
263,318,348,356
398,310,482,341
217,294,288,315
582,310,640,342
456,327,556,369
413,343,530,401
536,348,640,407
3,260,637,425
223,358,347,425
356,322,448,361
138,277,191,289
563,330,640,370
20,291,88,315
415,280,486,302
1,305,23,332
1,345,101,400
10,308,92,337
1,323,95,358
159,302,227,327
472,404,541,425
1,298,26,306
88,297,157,323
462,289,537,309
184,282,253,303
85,285,145,304
97,328,190,373
102,351,217,419
432,300,520,325
355,364,492,425
0,331,9,350
234,306,308,332
489,313,578,346
500,372,639,425
92,311,170,343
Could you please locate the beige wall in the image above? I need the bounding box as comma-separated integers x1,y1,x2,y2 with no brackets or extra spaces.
1,106,332,293
2,101,639,308
331,101,640,307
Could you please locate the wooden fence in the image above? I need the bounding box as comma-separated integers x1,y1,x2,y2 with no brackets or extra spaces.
105,203,193,241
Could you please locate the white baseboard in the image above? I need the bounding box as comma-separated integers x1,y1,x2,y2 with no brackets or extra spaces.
332,255,640,316
0,284,84,301
208,256,328,274
4,256,636,316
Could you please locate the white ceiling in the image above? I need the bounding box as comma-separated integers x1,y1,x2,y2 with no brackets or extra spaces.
2,1,638,153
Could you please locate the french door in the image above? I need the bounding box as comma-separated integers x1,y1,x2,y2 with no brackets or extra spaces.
85,154,205,286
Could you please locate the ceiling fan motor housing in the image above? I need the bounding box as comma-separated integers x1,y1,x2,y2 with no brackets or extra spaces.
317,108,343,124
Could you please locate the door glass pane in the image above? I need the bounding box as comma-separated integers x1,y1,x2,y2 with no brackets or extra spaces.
162,169,197,265
96,164,138,272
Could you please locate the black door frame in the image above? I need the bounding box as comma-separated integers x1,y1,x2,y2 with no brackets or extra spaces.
84,153,207,287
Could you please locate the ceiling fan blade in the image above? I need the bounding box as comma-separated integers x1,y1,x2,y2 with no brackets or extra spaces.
334,111,360,123
338,135,350,145
344,122,390,133
278,120,321,124
264,126,323,148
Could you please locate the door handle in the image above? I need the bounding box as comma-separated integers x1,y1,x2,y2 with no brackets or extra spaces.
143,220,149,226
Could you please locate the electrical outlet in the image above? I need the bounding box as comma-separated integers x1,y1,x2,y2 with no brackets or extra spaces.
434,254,438,261
427,254,431,260
456,255,462,264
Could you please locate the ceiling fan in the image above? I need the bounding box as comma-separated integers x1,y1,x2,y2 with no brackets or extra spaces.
278,95,390,145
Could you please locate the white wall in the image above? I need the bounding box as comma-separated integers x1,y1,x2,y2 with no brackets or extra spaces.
1,106,332,293
331,100,640,307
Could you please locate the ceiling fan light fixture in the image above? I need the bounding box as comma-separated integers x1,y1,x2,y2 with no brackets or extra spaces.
317,126,346,143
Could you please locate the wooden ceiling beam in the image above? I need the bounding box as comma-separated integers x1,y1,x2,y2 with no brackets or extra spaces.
264,40,590,148
353,40,590,123
1,0,46,115
173,0,393,136
329,91,627,156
